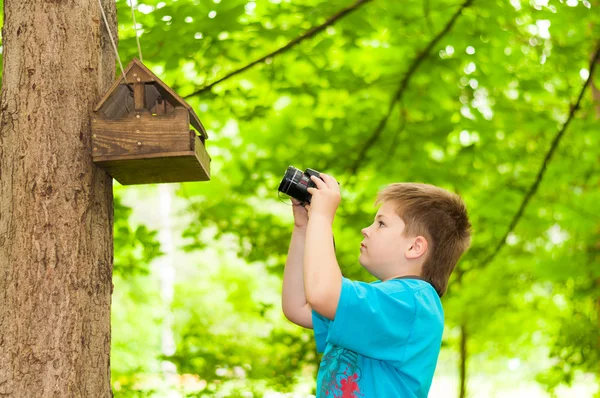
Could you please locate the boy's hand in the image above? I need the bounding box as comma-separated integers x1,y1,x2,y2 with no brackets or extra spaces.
291,198,310,229
306,173,340,224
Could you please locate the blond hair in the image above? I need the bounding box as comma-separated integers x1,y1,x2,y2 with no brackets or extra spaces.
376,183,471,297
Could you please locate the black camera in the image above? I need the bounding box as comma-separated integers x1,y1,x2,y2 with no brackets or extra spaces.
278,166,323,204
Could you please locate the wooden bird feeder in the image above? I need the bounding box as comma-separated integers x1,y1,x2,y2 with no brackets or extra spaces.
91,58,210,185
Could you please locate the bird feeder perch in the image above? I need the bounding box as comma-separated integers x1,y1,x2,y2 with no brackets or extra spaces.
91,58,210,185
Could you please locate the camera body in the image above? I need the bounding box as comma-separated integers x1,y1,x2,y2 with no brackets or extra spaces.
278,166,323,204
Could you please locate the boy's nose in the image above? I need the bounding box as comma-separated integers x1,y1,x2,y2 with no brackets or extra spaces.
361,227,369,237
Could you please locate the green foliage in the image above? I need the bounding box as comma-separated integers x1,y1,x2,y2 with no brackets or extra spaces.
111,189,164,395
110,0,600,395
164,243,316,395
3,0,598,395
114,194,163,276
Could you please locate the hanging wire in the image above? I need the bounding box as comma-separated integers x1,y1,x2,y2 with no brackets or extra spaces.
278,191,296,206
129,0,144,62
97,0,128,84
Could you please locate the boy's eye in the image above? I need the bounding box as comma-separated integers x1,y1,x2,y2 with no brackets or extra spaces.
378,221,385,227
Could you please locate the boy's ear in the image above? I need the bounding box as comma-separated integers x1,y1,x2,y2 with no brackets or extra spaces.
406,236,428,260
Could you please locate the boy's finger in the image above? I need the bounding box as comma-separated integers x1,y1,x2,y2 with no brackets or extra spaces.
310,175,327,189
319,173,340,192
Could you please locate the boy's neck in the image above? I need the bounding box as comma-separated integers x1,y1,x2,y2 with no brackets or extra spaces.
381,263,423,281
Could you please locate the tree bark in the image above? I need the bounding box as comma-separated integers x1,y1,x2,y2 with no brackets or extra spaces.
459,324,468,398
0,1,116,396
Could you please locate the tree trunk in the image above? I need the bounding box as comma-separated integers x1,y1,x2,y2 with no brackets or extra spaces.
459,324,468,398
0,1,116,396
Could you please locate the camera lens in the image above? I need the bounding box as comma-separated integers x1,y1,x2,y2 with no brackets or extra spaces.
278,166,313,203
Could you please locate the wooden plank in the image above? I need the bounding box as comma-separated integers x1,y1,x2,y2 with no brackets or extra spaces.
93,145,211,185
126,60,209,140
97,85,133,119
192,135,211,178
146,85,162,114
134,83,145,110
93,61,137,112
126,64,156,84
91,109,191,157
94,60,157,111
93,58,209,141
150,97,172,115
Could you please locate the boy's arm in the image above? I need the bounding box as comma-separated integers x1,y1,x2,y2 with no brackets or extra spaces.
304,174,342,320
282,224,313,329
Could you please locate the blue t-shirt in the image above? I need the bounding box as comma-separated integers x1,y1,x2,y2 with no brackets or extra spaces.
312,277,444,398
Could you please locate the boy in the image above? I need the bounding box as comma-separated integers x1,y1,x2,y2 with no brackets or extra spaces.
282,173,471,398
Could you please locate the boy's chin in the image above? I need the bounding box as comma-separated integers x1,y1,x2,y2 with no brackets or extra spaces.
359,260,379,279
360,260,393,281
358,256,367,268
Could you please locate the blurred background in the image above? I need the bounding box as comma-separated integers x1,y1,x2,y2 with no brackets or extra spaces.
18,0,600,396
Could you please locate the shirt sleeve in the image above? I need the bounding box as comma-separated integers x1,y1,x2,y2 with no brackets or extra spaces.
312,309,331,353
326,277,416,362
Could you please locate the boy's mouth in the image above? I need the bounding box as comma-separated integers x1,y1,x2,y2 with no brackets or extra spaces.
360,243,367,250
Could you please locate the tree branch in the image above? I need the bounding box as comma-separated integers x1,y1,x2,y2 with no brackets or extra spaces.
346,0,473,177
379,101,407,166
183,0,372,99
476,43,600,271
